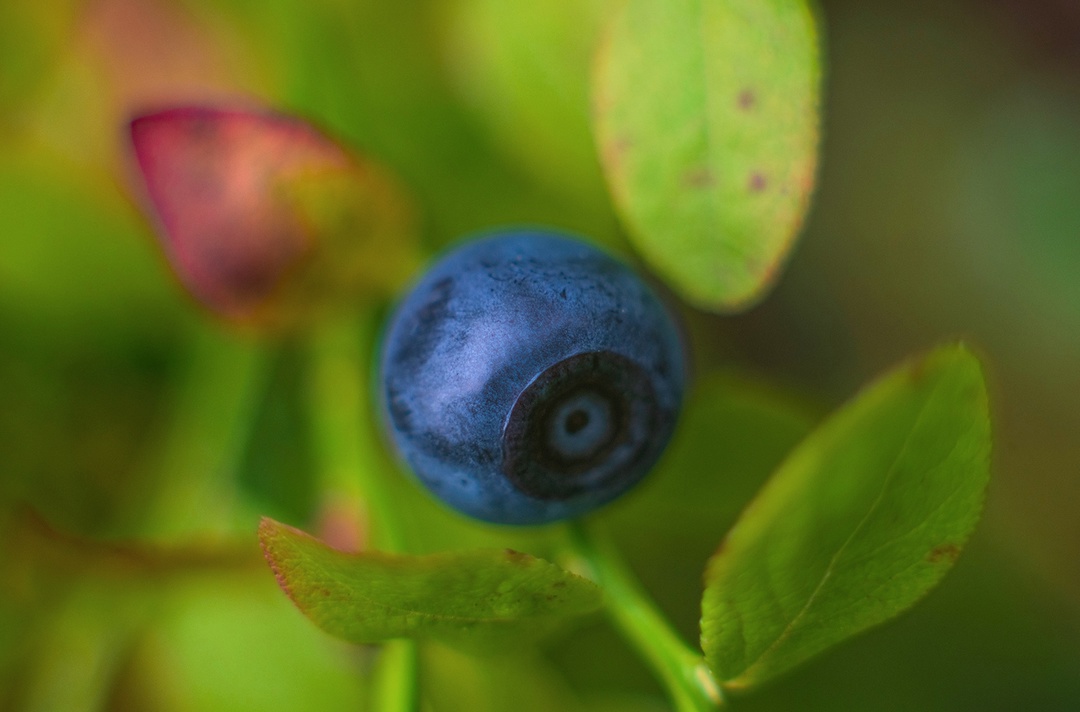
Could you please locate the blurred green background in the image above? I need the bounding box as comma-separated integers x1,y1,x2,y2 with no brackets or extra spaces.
1,0,1079,710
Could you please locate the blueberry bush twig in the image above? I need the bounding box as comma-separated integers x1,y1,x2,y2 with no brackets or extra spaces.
116,1,995,708
261,239,990,711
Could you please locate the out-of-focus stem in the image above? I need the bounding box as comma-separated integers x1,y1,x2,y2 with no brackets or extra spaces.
306,310,417,712
138,326,271,541
369,639,420,712
306,310,404,552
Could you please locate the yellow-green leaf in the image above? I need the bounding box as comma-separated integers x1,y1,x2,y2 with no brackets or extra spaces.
594,0,821,310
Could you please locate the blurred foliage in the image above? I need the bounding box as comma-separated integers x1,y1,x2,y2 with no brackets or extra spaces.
1,0,1079,710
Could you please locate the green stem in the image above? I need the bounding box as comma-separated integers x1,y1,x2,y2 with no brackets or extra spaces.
369,639,420,712
306,310,417,712
565,519,723,712
306,310,405,552
137,326,272,541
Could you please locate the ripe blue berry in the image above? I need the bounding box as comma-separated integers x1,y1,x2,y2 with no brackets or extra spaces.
379,230,685,525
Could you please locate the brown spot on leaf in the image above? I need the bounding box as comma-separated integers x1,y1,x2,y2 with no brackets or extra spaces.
928,544,961,564
738,89,756,111
910,355,935,384
683,167,714,188
602,136,633,168
749,172,768,192
713,536,730,557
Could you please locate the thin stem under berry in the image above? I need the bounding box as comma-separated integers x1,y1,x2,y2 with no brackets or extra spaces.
306,309,418,712
370,639,420,712
306,309,406,551
564,518,723,712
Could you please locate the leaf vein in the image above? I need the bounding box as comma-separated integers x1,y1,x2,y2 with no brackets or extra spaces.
734,375,948,682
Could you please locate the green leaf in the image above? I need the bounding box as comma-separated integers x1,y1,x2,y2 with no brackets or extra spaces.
701,344,991,689
259,518,602,651
593,0,821,311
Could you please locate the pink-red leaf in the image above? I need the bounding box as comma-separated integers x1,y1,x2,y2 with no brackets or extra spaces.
130,106,418,327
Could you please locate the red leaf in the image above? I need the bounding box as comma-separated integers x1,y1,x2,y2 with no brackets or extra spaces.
130,106,350,322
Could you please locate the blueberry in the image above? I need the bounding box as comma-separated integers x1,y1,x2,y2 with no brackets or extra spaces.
379,230,685,525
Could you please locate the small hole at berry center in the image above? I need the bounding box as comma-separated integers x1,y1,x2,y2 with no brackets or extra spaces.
565,409,590,435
